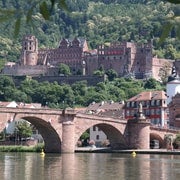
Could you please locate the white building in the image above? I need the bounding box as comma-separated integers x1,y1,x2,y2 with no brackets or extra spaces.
166,79,180,104
90,126,107,147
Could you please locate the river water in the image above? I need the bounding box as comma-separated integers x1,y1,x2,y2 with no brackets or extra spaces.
0,152,180,180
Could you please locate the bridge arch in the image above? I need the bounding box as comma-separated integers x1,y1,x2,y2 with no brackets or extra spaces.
14,115,62,153
74,115,128,150
96,123,128,149
150,133,164,148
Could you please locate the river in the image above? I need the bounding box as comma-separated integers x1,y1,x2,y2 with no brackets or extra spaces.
0,152,180,180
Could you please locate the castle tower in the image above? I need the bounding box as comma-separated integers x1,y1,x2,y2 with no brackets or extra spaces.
144,41,153,78
20,35,38,66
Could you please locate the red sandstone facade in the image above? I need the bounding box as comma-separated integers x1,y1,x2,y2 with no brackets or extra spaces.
20,35,89,75
2,35,174,80
85,41,173,79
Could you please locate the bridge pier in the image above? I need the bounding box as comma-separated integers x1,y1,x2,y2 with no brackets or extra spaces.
61,121,75,153
127,108,150,149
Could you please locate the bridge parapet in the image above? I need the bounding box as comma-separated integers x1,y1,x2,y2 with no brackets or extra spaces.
76,113,127,124
0,107,78,116
150,126,180,134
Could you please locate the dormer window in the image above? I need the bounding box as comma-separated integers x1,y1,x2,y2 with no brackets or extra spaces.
156,100,160,106
131,102,134,107
151,100,155,106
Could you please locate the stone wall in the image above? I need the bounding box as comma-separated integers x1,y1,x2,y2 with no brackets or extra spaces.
2,65,48,76
33,75,105,86
152,58,173,80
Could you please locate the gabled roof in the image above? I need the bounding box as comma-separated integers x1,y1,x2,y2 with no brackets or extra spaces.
86,101,124,111
59,37,87,48
127,91,167,102
85,101,124,118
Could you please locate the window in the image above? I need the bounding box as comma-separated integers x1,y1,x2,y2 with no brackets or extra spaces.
156,109,161,115
151,100,155,106
156,100,160,106
151,109,154,115
93,126,96,131
134,101,137,108
150,118,154,124
96,135,99,140
131,110,134,116
141,101,144,106
154,118,160,125
131,102,134,107
146,109,150,116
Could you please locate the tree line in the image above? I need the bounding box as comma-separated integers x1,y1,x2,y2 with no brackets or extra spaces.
0,75,164,108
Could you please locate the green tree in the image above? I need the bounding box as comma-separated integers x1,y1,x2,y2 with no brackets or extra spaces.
71,81,87,96
58,63,71,76
144,78,161,89
164,44,176,59
106,69,118,81
16,120,33,141
19,78,39,102
107,85,126,101
0,59,6,71
0,76,16,101
93,70,105,77
61,84,75,106
173,134,180,149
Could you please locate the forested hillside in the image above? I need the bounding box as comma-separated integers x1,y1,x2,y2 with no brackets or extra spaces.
0,0,180,65
0,75,164,108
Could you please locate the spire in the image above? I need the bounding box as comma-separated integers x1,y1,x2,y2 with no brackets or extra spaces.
168,65,179,82
171,66,177,78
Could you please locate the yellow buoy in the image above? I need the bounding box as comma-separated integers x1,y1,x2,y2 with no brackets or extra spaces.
40,149,45,156
131,151,136,157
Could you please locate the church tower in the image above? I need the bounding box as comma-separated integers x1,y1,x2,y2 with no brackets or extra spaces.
166,66,180,104
20,35,38,66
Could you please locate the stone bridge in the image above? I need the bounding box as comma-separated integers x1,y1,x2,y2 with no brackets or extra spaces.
150,126,179,148
0,107,179,153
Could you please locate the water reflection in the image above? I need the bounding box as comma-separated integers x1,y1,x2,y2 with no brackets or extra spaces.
0,153,180,180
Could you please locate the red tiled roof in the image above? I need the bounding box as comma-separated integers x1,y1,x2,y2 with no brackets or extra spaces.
86,101,125,118
127,91,167,102
86,101,124,111
0,101,11,107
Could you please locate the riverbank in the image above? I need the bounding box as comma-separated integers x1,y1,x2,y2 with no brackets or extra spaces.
0,144,44,152
0,145,180,154
75,147,180,155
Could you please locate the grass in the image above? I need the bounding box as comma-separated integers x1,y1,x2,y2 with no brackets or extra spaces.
0,143,44,152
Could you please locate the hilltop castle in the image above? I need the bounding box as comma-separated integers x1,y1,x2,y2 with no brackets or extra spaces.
2,35,175,80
